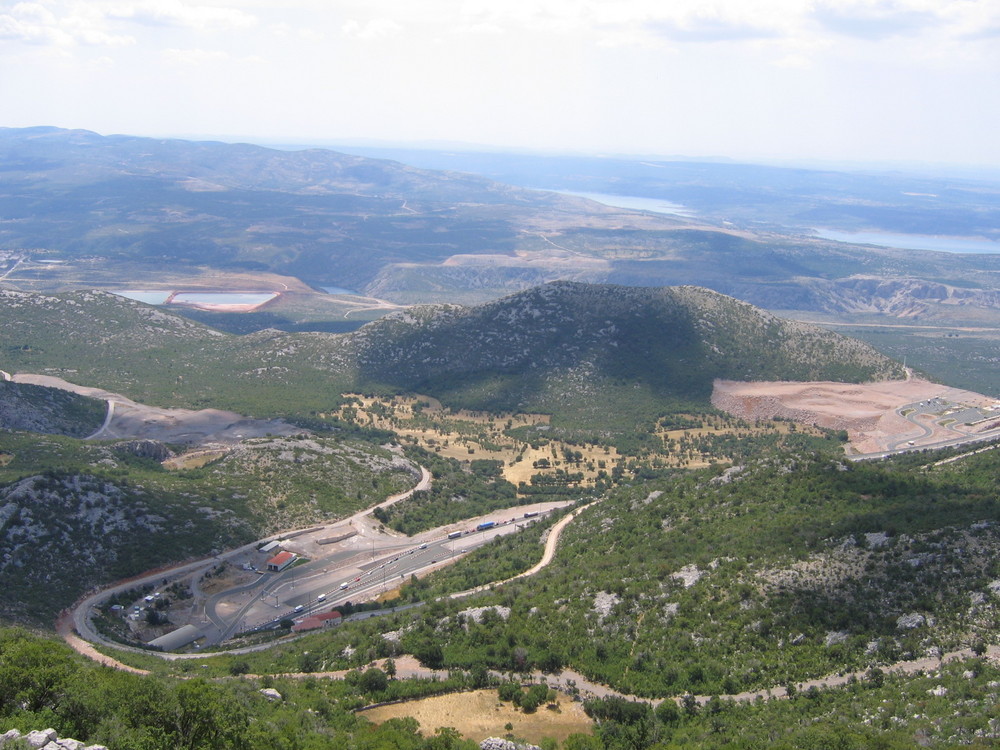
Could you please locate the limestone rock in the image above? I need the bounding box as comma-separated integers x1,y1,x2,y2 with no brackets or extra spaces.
480,739,541,750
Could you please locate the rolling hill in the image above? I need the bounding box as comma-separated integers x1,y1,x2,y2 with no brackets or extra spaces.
0,379,106,438
342,282,904,427
0,283,903,433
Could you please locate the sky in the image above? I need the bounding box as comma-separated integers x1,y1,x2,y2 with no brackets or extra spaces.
2,0,999,168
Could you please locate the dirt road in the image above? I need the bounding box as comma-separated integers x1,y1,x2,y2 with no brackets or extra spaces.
11,373,300,444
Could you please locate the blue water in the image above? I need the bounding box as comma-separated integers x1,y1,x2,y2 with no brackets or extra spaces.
554,191,696,218
813,229,1000,255
172,292,277,306
113,290,172,305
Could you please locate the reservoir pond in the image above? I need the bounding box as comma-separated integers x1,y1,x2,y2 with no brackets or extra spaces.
813,229,1000,255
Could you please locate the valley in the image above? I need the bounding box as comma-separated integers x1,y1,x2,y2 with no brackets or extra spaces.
3,130,1000,750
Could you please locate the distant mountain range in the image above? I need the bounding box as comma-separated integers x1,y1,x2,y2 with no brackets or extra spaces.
1,127,999,322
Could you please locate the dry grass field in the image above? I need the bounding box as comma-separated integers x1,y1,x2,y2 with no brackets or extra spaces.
333,394,622,485
361,688,593,745
332,394,816,483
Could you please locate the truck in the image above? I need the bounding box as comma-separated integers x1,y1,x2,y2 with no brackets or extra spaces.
476,520,496,531
523,511,539,518
447,531,463,539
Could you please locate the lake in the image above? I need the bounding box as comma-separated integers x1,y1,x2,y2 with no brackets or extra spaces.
554,190,696,217
813,229,1000,255
172,292,277,306
113,290,172,305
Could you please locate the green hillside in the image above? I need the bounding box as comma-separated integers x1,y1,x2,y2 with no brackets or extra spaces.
0,380,106,437
4,623,1000,750
233,445,1000,700
0,431,417,623
0,284,902,435
345,282,903,429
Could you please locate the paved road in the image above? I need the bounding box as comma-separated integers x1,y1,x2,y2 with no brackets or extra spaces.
209,513,555,641
63,465,434,654
850,397,1000,461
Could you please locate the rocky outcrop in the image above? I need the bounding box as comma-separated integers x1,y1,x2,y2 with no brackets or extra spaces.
0,380,105,438
480,739,541,750
112,440,172,461
0,727,108,750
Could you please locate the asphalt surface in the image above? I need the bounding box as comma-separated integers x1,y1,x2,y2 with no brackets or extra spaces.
851,397,1000,460
206,518,543,643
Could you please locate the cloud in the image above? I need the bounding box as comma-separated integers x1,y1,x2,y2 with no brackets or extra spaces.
162,46,264,67
645,16,778,43
0,0,257,49
0,1,134,46
104,1,257,31
960,24,1000,39
811,1,939,40
341,17,402,41
162,46,229,64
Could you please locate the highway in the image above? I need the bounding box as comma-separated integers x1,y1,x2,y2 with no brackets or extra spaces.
850,397,1000,461
202,517,544,644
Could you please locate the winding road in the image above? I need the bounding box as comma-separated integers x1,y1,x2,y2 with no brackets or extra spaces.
57,487,1000,710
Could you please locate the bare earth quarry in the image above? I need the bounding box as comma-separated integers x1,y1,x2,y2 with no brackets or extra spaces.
9,369,1000,458
713,376,1000,455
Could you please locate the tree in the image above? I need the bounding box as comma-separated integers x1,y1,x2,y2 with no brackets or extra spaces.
360,667,389,694
171,679,248,750
655,700,680,726
413,640,444,670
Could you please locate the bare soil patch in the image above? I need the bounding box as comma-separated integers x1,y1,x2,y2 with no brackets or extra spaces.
361,688,593,745
712,376,996,454
11,373,300,445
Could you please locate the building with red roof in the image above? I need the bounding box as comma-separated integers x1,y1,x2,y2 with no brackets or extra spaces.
265,550,296,572
292,611,342,633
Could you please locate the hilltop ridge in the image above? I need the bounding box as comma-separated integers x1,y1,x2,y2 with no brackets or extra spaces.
0,283,903,432
341,282,904,425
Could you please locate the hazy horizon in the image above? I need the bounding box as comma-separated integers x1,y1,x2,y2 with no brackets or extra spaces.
2,1,999,170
